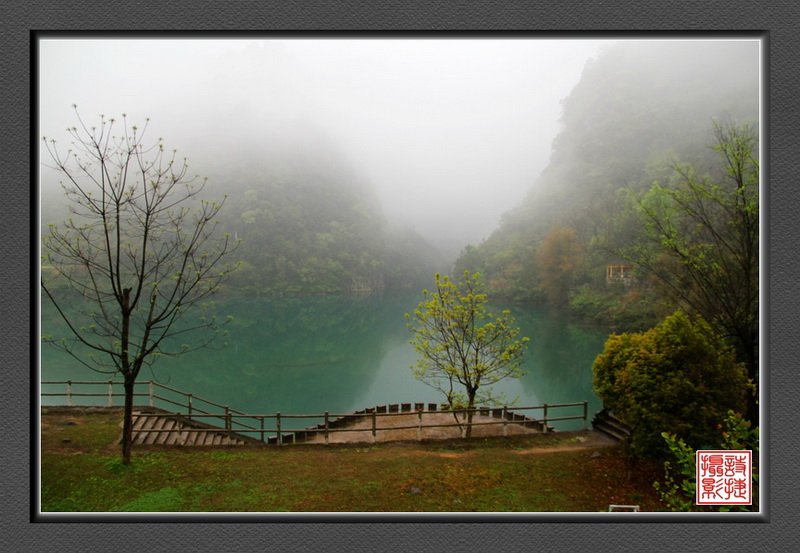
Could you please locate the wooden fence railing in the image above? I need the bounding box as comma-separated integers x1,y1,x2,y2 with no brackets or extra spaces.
41,380,256,435
40,380,589,445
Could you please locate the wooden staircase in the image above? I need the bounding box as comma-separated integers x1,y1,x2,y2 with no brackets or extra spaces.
126,409,259,447
591,409,632,442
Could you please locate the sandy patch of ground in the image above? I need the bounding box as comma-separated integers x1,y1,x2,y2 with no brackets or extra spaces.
299,411,555,445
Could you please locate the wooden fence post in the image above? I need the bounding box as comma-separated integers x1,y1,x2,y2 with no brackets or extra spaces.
67,380,72,407
260,416,265,444
324,411,329,445
372,411,377,443
583,401,588,431
108,380,113,407
149,381,154,408
543,404,549,434
188,394,193,419
225,406,231,440
277,412,282,446
417,408,423,441
502,405,508,437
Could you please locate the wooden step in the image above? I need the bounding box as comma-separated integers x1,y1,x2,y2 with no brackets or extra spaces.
594,420,627,441
132,415,149,433
143,417,167,445
132,414,158,444
592,409,632,442
177,428,191,446
125,411,256,447
189,430,206,446
165,421,183,445
155,419,177,445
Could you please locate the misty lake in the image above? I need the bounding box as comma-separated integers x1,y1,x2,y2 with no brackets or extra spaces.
40,291,609,431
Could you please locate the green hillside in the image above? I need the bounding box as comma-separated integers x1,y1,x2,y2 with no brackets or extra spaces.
216,140,442,295
454,41,759,331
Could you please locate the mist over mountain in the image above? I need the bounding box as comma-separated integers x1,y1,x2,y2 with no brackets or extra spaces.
203,122,446,294
454,40,760,307
39,38,759,298
40,39,606,269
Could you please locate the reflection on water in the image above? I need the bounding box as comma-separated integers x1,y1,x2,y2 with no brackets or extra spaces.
40,291,609,430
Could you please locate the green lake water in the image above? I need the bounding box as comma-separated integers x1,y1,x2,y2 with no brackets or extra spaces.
39,291,610,431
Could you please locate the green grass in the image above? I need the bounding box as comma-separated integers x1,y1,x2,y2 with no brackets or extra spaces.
40,410,666,513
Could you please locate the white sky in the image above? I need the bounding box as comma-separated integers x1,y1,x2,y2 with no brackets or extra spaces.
39,38,611,256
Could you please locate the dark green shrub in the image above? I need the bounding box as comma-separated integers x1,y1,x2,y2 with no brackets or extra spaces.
593,311,748,459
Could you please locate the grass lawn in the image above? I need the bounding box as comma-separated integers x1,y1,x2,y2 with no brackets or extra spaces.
39,408,666,513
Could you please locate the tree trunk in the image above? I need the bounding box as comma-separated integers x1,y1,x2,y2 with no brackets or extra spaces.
121,377,135,465
465,391,476,439
465,409,474,438
120,287,134,465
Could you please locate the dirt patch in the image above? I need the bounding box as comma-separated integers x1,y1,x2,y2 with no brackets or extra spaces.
300,411,549,444
512,431,618,454
40,407,125,455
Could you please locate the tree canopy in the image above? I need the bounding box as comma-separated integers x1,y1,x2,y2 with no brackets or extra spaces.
592,311,749,460
406,271,529,437
629,120,759,393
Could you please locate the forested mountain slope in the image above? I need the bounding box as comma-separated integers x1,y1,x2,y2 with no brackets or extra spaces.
210,127,443,295
40,119,443,296
454,40,759,325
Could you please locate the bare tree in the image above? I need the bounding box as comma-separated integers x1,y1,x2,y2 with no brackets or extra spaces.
41,108,239,464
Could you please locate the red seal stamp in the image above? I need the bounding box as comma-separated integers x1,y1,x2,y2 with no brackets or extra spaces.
696,450,752,505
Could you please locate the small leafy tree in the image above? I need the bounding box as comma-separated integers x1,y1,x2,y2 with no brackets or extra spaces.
41,108,239,464
406,271,529,437
592,310,748,460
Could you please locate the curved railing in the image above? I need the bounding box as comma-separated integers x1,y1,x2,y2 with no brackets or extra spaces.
40,380,589,445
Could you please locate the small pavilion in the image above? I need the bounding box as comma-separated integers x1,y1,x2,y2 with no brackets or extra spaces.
606,263,635,284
